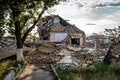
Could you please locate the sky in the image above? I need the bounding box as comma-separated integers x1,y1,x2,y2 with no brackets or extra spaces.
44,0,120,36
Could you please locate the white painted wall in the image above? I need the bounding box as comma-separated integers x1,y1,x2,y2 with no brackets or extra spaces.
50,33,67,42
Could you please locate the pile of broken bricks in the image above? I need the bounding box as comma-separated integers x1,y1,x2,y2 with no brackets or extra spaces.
24,43,119,70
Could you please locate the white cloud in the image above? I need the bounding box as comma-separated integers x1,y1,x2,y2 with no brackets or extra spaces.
45,0,120,36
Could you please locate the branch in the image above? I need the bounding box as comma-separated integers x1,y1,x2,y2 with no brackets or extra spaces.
20,13,35,31
22,7,45,42
20,22,26,31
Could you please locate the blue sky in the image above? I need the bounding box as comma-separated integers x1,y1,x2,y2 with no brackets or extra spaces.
44,0,120,36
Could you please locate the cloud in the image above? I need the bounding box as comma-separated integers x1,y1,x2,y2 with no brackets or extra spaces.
46,0,120,36
65,0,120,8
49,0,120,20
94,1,120,8
86,23,96,25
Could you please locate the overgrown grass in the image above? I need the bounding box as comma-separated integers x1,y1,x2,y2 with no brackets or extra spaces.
55,62,120,80
0,58,27,80
0,60,15,80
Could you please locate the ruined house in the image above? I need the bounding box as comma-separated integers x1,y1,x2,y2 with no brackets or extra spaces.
37,15,86,47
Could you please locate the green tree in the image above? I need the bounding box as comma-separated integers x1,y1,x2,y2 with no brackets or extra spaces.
0,4,6,40
0,27,5,40
0,0,61,61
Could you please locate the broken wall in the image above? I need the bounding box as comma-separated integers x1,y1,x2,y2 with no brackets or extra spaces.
70,33,85,46
50,32,68,42
51,24,64,32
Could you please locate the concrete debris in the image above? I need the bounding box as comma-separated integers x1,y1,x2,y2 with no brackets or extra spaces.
57,48,80,69
0,40,16,48
57,55,80,69
41,66,47,69
25,43,62,71
84,48,96,54
37,43,58,53
82,64,88,68
59,55,72,64
71,48,108,66
1,38,117,71
24,43,112,70
67,45,82,51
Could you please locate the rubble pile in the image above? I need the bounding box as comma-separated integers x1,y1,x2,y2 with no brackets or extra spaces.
0,40,15,48
56,46,107,69
111,44,120,55
24,41,119,70
71,52,86,61
37,43,59,53
109,43,120,62
71,50,107,64
25,43,62,71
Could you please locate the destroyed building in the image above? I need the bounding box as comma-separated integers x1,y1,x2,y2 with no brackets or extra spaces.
37,15,86,47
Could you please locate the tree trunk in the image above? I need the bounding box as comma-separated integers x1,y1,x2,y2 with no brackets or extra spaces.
15,26,24,61
103,44,113,65
15,21,24,61
10,2,24,61
11,5,45,61
16,48,23,61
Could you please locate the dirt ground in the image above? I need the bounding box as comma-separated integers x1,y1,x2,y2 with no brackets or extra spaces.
17,64,54,80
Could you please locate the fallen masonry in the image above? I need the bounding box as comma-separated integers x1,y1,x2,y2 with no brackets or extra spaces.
23,42,113,70
17,42,120,79
24,43,63,71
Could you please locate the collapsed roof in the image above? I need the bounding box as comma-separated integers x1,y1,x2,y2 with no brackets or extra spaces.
41,15,84,34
